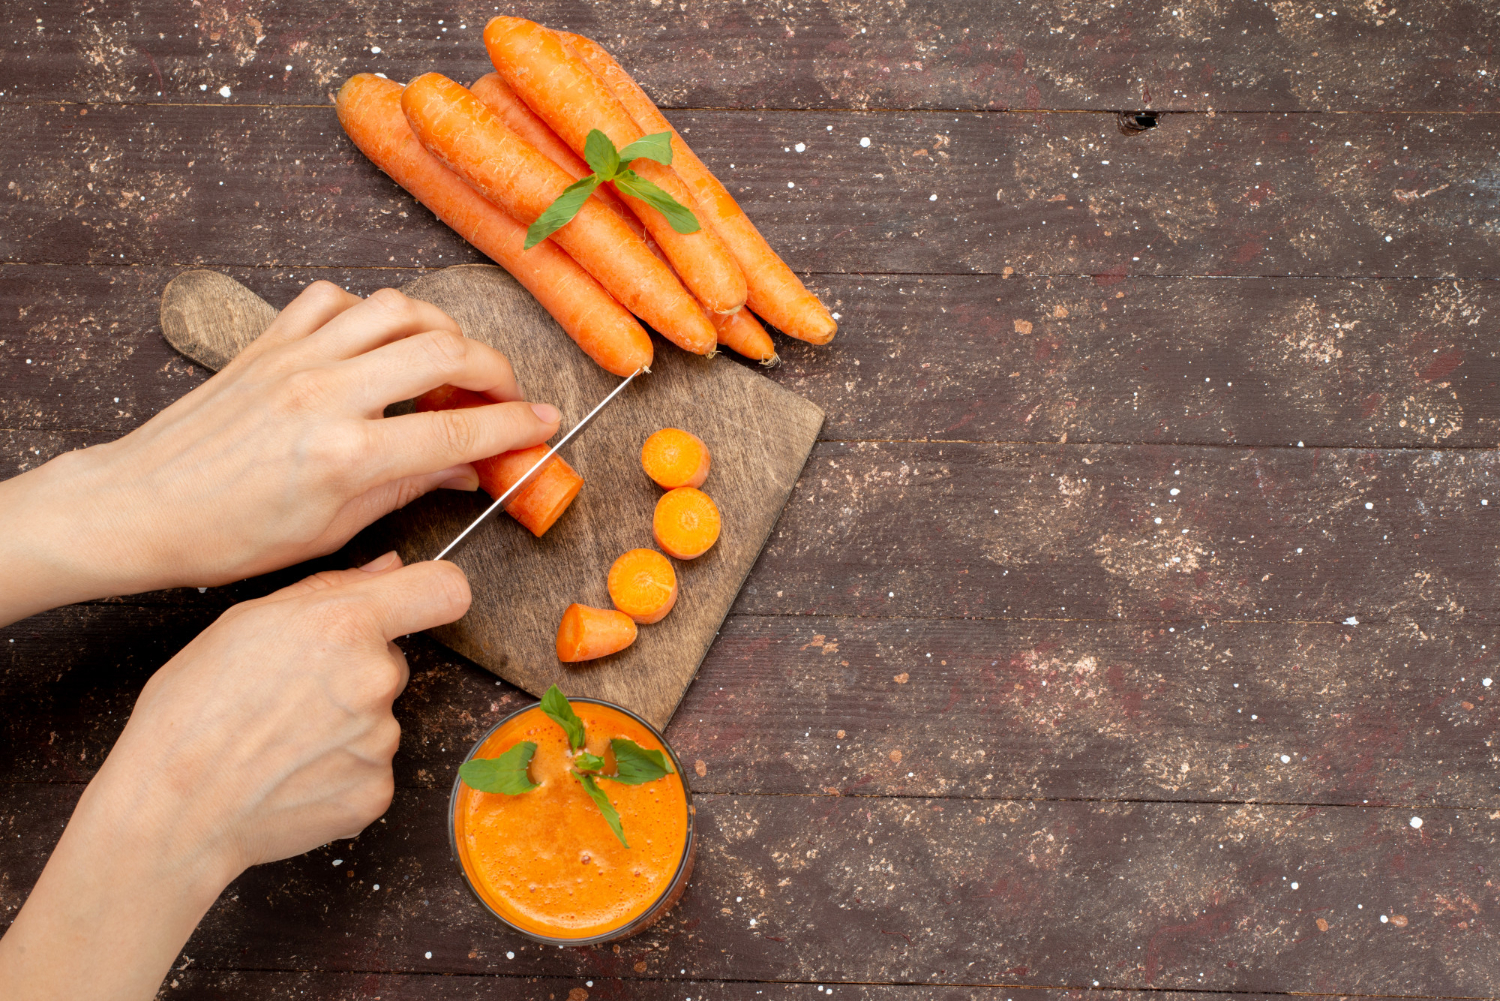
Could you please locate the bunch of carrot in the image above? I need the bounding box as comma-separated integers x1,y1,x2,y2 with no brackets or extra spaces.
557,428,721,663
336,16,837,379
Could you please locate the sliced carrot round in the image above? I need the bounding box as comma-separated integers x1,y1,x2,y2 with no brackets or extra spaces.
641,428,711,489
555,603,638,663
607,548,679,624
653,487,721,560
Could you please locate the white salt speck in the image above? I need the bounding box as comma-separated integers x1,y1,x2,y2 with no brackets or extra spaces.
1381,914,1389,923
794,142,806,152
1344,616,1359,626
787,181,796,188
587,982,593,988
1484,499,1490,505
736,896,742,902
506,951,515,959
1297,441,1304,447
832,312,842,320
860,137,871,147
1291,881,1299,889
332,859,343,866
286,64,293,71
929,193,938,201
373,884,380,890
199,84,208,91
1280,754,1290,763
1385,235,1393,242
1101,160,1109,164
1484,678,1493,687
370,45,382,53
425,951,432,959
1410,816,1422,829
219,85,232,98
888,591,894,597
1169,488,1180,496
1364,502,1374,510
1154,517,1162,524
114,397,120,402
1071,172,1079,178
749,918,758,926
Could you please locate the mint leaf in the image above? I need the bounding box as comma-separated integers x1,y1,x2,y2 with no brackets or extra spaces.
524,174,601,249
574,770,628,847
613,171,701,234
607,738,674,785
540,685,586,749
459,741,538,795
583,129,621,178
574,751,606,773
618,131,674,166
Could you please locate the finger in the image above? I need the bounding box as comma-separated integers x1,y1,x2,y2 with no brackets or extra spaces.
260,551,404,601
332,329,522,414
360,401,561,485
342,559,473,640
237,281,362,362
296,287,464,362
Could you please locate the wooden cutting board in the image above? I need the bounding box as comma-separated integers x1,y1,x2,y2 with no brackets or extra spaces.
160,265,823,728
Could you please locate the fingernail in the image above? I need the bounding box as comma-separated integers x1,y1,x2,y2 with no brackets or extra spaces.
360,551,401,572
531,402,560,424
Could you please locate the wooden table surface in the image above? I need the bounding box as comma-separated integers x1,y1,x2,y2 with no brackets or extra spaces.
4,3,1500,999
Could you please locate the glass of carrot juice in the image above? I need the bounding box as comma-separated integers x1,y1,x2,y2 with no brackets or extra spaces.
449,694,696,945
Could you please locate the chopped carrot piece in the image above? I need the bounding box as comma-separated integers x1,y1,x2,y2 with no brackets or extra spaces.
608,549,679,624
653,487,721,560
640,428,711,490
415,386,583,537
556,603,638,662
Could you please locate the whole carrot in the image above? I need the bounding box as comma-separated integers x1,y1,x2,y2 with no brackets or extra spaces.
400,72,716,356
335,73,652,377
483,16,748,317
561,32,838,346
712,307,778,364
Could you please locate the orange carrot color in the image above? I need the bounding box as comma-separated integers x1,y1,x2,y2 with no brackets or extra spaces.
415,385,583,537
640,428,711,490
712,308,777,363
561,32,837,345
607,548,679,624
468,71,641,232
401,72,716,356
653,487,721,560
335,73,651,377
556,603,638,662
483,17,747,316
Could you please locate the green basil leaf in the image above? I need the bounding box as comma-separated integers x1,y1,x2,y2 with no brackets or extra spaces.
613,171,700,234
574,770,628,847
583,128,621,178
607,738,674,785
524,175,601,249
574,751,606,773
540,684,586,749
617,131,674,166
459,741,538,795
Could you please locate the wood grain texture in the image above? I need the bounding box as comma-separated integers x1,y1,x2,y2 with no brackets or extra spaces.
3,784,1496,994
11,264,1500,450
158,265,823,727
4,0,1499,113
7,105,1500,279
5,603,1499,810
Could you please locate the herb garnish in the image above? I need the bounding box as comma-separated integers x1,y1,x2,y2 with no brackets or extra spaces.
524,130,701,248
459,685,676,847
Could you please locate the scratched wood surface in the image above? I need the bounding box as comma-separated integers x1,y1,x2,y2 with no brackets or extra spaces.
3,2,1500,999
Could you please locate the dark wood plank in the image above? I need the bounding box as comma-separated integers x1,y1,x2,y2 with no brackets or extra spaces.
3,1,1498,113
8,266,1500,449
2,784,1494,993
5,604,1498,809
6,106,1500,279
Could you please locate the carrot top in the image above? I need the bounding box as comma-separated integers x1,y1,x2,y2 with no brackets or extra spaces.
526,129,699,248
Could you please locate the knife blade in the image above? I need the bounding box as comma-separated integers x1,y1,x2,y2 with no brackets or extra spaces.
432,367,644,561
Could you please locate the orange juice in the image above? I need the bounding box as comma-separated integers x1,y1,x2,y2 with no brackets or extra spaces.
451,699,694,943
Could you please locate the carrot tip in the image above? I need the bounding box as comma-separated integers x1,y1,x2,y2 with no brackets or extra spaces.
759,353,783,368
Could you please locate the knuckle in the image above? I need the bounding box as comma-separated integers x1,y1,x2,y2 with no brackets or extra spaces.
356,773,396,823
309,422,369,471
415,328,468,374
303,279,347,305
367,287,417,320
425,560,473,614
433,409,480,458
376,716,403,758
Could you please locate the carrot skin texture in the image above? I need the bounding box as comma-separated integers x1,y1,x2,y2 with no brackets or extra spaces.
653,487,721,560
607,548,679,624
483,17,747,316
561,32,837,345
415,385,583,537
334,74,651,377
556,604,638,662
641,428,711,490
401,72,715,356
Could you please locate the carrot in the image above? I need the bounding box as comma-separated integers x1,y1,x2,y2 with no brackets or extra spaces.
415,385,583,537
561,32,838,346
335,73,652,377
712,308,777,364
467,71,641,233
556,603,638,662
400,72,716,356
483,17,748,316
641,428,711,490
653,487,721,560
607,548,679,624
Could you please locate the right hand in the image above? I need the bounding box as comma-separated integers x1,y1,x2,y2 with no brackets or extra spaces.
84,552,467,873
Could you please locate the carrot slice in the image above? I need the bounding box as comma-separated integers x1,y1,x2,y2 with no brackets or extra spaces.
607,548,679,624
653,487,721,560
556,603,638,662
560,32,837,345
483,17,747,316
334,73,651,377
415,386,583,537
400,72,716,356
641,428,711,490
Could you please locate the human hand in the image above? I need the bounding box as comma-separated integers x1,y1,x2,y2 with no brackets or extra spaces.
0,281,559,622
0,553,466,1001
